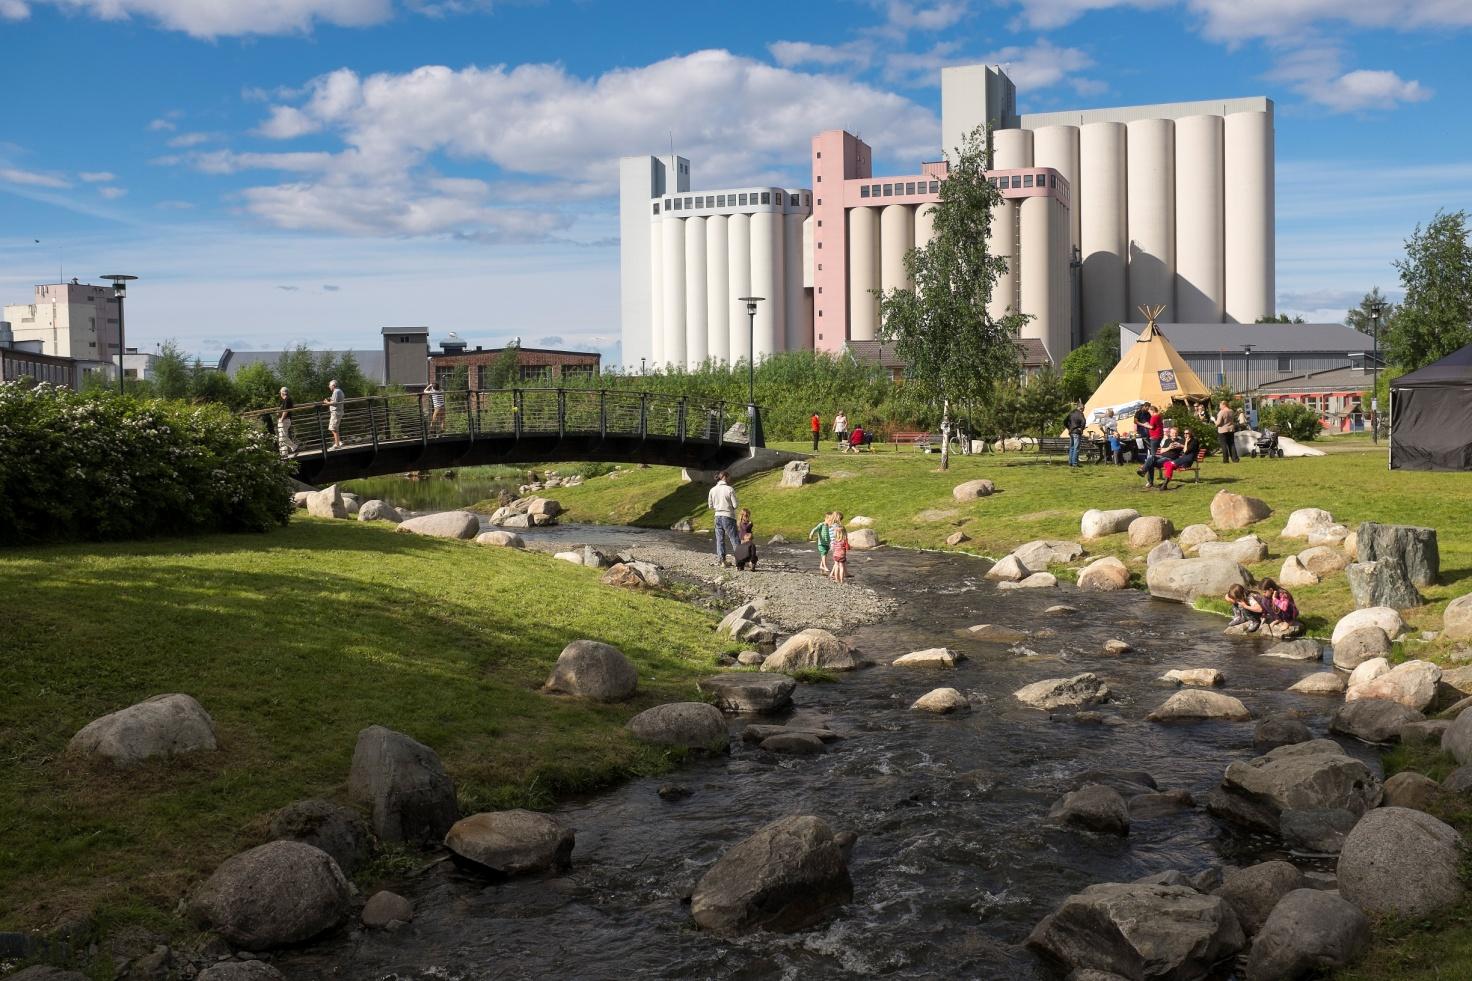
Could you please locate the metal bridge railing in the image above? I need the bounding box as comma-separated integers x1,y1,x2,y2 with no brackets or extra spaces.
241,388,755,459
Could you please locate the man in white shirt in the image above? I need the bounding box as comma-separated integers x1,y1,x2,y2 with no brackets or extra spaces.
424,381,446,435
323,379,346,449
706,471,739,567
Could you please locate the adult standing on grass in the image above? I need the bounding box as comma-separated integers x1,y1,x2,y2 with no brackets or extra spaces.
834,410,848,449
810,412,822,452
1215,399,1239,462
707,471,739,568
1065,401,1087,468
276,387,298,456
323,379,345,449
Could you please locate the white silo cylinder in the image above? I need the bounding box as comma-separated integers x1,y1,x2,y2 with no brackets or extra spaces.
914,202,938,249
727,213,751,365
1053,199,1072,359
880,204,915,301
1126,118,1175,318
848,206,880,341
1079,121,1128,338
784,212,807,351
649,218,664,366
1224,110,1274,324
987,200,1017,322
684,215,708,368
750,210,783,359
661,216,686,367
705,214,729,363
1020,195,1056,359
992,128,1033,170
1174,114,1224,323
1032,124,1080,251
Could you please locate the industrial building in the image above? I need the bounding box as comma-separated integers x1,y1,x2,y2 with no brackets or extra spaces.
2,280,122,379
1117,322,1376,392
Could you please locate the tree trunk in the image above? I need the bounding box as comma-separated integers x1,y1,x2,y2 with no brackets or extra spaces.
940,397,951,471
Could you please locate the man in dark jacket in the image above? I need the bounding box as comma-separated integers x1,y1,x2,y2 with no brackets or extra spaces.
1065,403,1087,467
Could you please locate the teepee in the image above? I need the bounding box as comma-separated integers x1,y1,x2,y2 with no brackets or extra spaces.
1084,305,1212,425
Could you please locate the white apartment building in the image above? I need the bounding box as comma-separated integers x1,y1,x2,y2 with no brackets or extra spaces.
3,280,121,375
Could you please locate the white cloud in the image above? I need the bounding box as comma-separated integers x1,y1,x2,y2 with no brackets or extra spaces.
147,114,180,131
167,131,216,148
79,170,116,182
768,40,872,71
98,186,127,199
28,0,393,39
1268,46,1431,112
0,166,70,188
0,0,29,20
186,150,337,174
256,105,320,139
978,40,1096,91
1005,0,1472,38
882,0,969,31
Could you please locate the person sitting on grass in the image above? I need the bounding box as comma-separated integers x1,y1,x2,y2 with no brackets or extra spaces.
1259,577,1301,631
808,511,834,574
829,526,849,583
1157,428,1199,491
1225,584,1265,632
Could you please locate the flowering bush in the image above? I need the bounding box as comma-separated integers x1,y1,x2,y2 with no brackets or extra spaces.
0,383,294,545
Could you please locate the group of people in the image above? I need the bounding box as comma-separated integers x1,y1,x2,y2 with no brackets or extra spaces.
810,412,870,453
274,379,346,455
806,511,851,582
706,472,760,571
1225,578,1301,633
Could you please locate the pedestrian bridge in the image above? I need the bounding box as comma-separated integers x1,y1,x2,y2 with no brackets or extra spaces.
245,388,764,484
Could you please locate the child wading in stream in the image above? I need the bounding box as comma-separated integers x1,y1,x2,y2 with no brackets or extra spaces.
807,511,834,573
829,526,850,583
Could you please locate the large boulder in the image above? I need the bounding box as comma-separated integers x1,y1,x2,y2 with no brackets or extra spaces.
1011,539,1084,569
997,572,1057,590
362,890,414,929
1148,690,1251,722
306,484,348,519
1255,717,1313,751
952,478,994,500
396,510,480,540
698,673,796,714
626,702,728,753
1197,535,1269,565
689,815,853,935
1244,889,1369,981
1179,523,1218,551
1281,508,1337,540
1263,638,1322,661
1444,592,1472,642
357,499,403,523
268,799,372,876
1214,861,1304,936
1077,556,1131,591
1014,673,1110,711
1289,672,1346,696
1081,508,1140,539
1279,808,1358,855
526,497,562,520
1048,784,1130,836
67,693,217,765
892,647,960,669
911,687,970,714
542,640,638,702
1382,771,1443,811
984,553,1031,582
1347,657,1390,688
1338,807,1465,918
189,841,352,950
1357,521,1439,588
1148,540,1185,567
1331,607,1407,645
762,629,859,673
1331,625,1391,670
847,528,879,550
475,530,525,548
1309,524,1351,546
1211,490,1272,529
1212,741,1381,834
1297,545,1349,578
600,562,654,589
444,809,575,875
1278,556,1319,587
1128,516,1173,549
1442,705,1472,764
1345,659,1441,712
1161,668,1224,687
1329,700,1424,744
347,725,459,845
1146,558,1250,603
1026,883,1245,980
779,460,811,488
1346,561,1423,609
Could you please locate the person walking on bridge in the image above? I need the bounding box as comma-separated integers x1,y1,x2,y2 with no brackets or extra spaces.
276,387,298,456
424,380,446,435
707,471,739,568
323,379,345,449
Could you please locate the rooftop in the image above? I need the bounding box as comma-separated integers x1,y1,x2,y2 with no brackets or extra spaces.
1256,364,1378,393
1121,322,1374,354
848,337,1051,369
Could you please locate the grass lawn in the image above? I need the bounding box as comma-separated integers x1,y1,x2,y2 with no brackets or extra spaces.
0,519,732,950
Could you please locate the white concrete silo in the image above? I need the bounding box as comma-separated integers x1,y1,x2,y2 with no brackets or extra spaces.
750,210,784,358
661,216,686,367
987,200,1017,322
727,213,752,364
848,206,880,341
784,212,808,351
914,202,938,249
1032,124,1080,251
992,128,1033,170
1020,195,1059,360
684,215,708,367
705,214,729,363
880,204,915,300
1174,114,1225,322
1078,121,1128,337
649,218,664,366
1224,110,1274,323
1125,118,1176,319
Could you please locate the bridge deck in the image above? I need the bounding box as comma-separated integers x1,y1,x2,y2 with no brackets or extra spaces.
246,388,759,484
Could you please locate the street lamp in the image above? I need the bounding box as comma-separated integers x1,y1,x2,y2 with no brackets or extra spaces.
101,274,137,395
1367,298,1386,443
1241,343,1255,429
737,296,764,444
640,356,646,376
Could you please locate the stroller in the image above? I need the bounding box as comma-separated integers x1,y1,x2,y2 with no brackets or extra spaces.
1253,429,1284,458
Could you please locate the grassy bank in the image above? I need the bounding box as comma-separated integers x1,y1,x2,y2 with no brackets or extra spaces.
0,519,732,946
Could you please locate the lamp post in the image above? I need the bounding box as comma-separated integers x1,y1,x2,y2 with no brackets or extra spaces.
101,274,137,394
737,296,764,444
1241,343,1255,429
640,356,646,377
1368,298,1386,443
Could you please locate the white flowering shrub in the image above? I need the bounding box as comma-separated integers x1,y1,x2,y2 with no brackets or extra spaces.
0,382,294,544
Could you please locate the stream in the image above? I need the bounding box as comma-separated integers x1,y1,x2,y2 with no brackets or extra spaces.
277,526,1369,980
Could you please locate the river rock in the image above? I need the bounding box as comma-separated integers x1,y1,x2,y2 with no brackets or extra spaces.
362,890,413,929
601,562,652,589
1382,771,1442,811
1211,490,1272,529
741,724,840,744
1346,659,1440,712
1444,765,1472,792
1014,673,1110,711
735,651,766,667
698,673,796,714
1331,607,1407,644
1357,521,1439,587
499,513,531,528
1442,704,1472,763
1444,592,1472,642
893,647,960,669
445,809,574,875
1399,719,1451,745
1161,668,1224,687
475,530,524,548
196,964,286,981
357,499,403,523
306,484,348,519
1440,665,1472,702
1179,523,1218,551
1282,508,1337,540
984,553,1031,582
1278,555,1320,588
996,572,1057,590
1128,790,1195,819
347,725,458,845
1346,561,1423,609
1011,539,1085,569
1103,639,1133,655
67,693,217,765
1338,807,1465,918
1148,690,1251,722
945,531,970,546
689,815,853,935
1196,535,1269,564
779,460,811,488
268,799,372,876
1065,769,1158,796
396,510,479,540
1128,516,1173,549
1279,807,1358,854
1264,638,1322,661
1244,888,1369,981
1080,508,1140,539
1309,524,1351,547
1347,657,1390,688
543,640,638,702
1214,741,1381,834
967,623,1028,643
1146,557,1250,603
848,515,875,528
1329,699,1424,744
847,528,879,550
1289,672,1346,695
527,497,561,520
1254,717,1313,751
189,841,352,950
1147,540,1184,566
671,518,693,532
911,687,970,714
1297,545,1348,577
952,478,994,500
627,703,728,752
1077,556,1130,591
1215,861,1304,936
762,629,858,672
1331,625,1391,669
1026,882,1245,980
1049,784,1130,836
761,732,826,754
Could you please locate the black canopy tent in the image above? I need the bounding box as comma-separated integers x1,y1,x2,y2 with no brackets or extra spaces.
1390,341,1472,471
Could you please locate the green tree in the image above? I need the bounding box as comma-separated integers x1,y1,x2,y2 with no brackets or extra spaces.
482,341,521,390
1386,210,1472,370
234,362,281,410
1344,286,1399,338
877,125,1028,470
1254,314,1306,324
1060,328,1121,402
1019,367,1071,438
151,341,194,401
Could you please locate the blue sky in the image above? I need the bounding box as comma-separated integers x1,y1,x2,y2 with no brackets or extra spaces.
2,0,1470,367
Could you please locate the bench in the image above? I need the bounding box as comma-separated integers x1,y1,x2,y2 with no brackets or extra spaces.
1167,447,1208,484
1036,436,1107,463
890,431,939,452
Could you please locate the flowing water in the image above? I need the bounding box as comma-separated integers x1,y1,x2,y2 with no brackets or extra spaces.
278,527,1367,981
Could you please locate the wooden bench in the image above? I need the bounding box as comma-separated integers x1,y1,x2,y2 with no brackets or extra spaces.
1169,447,1208,484
890,431,938,452
1036,436,1107,463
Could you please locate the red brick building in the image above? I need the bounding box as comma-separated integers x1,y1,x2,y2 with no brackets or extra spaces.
428,343,600,388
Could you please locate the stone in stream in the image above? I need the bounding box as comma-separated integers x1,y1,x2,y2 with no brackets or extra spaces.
1338,807,1465,918
1013,674,1110,711
1328,625,1391,671
1244,888,1369,981
1346,659,1441,711
395,510,480,540
1347,561,1423,609
1127,789,1195,819
542,640,639,702
188,841,352,950
1147,690,1250,722
1357,521,1439,587
626,703,728,753
1297,545,1349,578
966,623,1028,643
1147,539,1184,567
1264,638,1322,662
1209,740,1381,835
1064,769,1158,796
1127,516,1173,549
1445,592,1472,642
658,783,692,801
698,673,796,715
892,647,961,669
1329,699,1424,744
306,484,349,519
1279,808,1358,855
1210,489,1272,529
761,629,859,673
1254,718,1313,751
1080,508,1140,540
1213,861,1305,936
196,964,287,981
760,732,826,755
1289,672,1346,696
1102,639,1133,655
1196,535,1269,565
1011,540,1085,569
1048,784,1130,836
348,725,459,845
361,890,414,929
690,815,853,935
67,693,217,765
1146,558,1250,603
740,724,840,744
1076,556,1130,591
671,518,694,532
1331,606,1407,644
911,688,971,714
444,810,575,876
1179,523,1218,551
847,528,880,550
475,530,525,548
357,499,403,523
984,553,1031,582
1026,882,1245,980
268,799,372,877
1346,657,1390,688
1282,508,1337,540
1160,668,1224,687
1046,604,1079,614
1382,771,1442,811
996,572,1058,590
1278,555,1319,587
951,478,994,500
